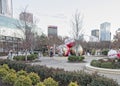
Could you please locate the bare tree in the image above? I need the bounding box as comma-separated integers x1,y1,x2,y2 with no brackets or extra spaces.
71,11,84,56
15,6,38,61
112,33,120,49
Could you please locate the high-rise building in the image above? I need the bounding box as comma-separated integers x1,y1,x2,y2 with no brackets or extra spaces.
91,29,99,38
19,12,33,23
0,0,13,17
100,22,111,41
48,26,58,37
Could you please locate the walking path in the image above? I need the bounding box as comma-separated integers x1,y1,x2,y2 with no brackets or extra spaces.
0,56,7,59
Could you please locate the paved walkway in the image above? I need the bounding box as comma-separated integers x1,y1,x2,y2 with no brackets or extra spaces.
32,56,120,85
0,56,7,59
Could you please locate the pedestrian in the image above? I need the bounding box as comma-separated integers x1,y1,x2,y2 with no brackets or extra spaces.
50,48,53,57
8,50,13,60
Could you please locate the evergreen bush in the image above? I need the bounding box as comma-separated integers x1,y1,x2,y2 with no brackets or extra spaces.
89,77,119,86
43,77,58,86
13,54,38,61
14,75,32,86
2,72,17,85
68,81,79,86
17,70,28,77
91,60,101,67
36,82,45,86
100,62,113,69
28,72,40,85
68,55,85,62
0,59,119,86
0,68,8,78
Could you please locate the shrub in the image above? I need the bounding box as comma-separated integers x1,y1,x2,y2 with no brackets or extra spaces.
9,69,16,74
91,60,101,67
28,72,40,85
17,70,28,77
43,77,58,86
91,59,120,69
68,82,79,86
68,55,85,62
13,56,25,61
101,49,109,55
27,54,38,60
2,64,10,70
14,75,32,86
89,77,119,86
0,68,8,78
13,54,38,61
2,72,17,85
0,59,119,86
53,71,92,86
100,62,113,69
114,62,120,69
36,82,45,86
0,59,28,71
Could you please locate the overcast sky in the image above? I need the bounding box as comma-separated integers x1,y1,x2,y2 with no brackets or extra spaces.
13,0,120,39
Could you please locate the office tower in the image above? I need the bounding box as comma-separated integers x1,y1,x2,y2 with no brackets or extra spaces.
48,25,58,37
100,22,111,41
91,29,99,38
0,0,13,17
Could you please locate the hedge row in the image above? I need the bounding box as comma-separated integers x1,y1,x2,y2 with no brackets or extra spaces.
68,55,85,62
13,54,38,61
0,64,60,86
0,59,119,86
91,58,120,69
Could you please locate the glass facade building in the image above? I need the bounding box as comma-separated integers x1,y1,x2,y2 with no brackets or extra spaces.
100,22,111,41
0,15,24,52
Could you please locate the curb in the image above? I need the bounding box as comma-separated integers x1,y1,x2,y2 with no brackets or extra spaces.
85,63,120,75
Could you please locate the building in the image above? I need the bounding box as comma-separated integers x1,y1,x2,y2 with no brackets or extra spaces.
0,15,24,52
100,22,111,41
79,34,84,41
89,36,99,42
0,0,13,17
91,29,99,38
48,25,58,37
19,12,33,23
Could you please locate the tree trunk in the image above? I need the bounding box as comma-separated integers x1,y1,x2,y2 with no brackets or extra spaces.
25,49,27,61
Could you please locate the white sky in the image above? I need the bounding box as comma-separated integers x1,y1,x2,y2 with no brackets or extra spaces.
13,0,120,39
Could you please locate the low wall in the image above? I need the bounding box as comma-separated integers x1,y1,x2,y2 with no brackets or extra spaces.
85,63,120,74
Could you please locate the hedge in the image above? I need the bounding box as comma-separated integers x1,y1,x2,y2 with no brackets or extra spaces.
13,54,38,61
68,55,85,62
0,59,119,86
